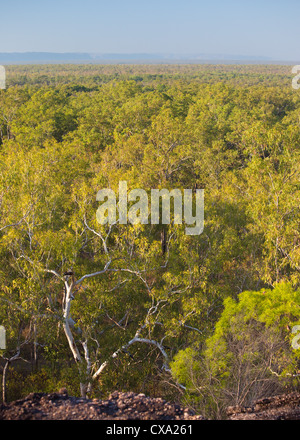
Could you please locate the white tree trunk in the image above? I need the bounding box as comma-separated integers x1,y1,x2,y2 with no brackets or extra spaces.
62,282,81,363
62,280,92,397
2,360,9,404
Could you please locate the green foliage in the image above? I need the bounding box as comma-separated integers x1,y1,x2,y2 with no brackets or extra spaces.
171,283,300,418
0,64,299,410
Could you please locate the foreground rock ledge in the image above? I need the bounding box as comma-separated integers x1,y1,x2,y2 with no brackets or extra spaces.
227,392,300,420
0,390,205,420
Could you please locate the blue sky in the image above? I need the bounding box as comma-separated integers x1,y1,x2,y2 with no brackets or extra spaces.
0,0,299,60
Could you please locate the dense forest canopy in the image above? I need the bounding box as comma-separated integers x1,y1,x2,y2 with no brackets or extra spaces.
0,64,299,418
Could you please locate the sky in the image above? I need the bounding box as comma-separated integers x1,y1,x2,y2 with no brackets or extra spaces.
0,0,299,60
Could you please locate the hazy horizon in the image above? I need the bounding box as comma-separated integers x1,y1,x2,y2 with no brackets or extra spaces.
0,51,297,66
0,0,299,62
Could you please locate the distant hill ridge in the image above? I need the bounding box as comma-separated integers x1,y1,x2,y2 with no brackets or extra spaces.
0,52,93,64
0,52,281,65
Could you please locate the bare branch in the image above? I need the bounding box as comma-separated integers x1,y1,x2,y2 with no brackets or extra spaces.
0,205,33,232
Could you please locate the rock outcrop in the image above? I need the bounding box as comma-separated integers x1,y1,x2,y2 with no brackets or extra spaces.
227,392,300,420
0,389,205,420
2,389,300,420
